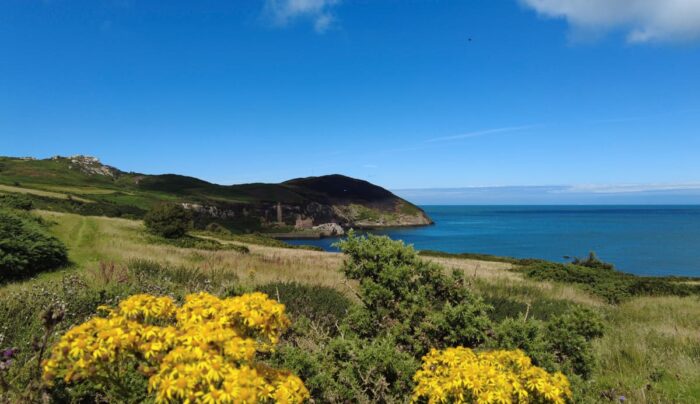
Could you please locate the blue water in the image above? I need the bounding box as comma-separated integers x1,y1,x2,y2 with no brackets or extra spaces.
285,205,700,277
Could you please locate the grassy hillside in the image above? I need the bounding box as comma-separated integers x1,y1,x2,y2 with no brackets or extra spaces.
0,210,698,402
0,156,432,232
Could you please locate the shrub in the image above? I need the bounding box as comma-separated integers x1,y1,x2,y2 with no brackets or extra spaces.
520,261,700,303
571,251,615,270
490,316,557,370
0,209,68,280
272,333,418,403
335,231,492,356
256,282,352,332
0,194,33,210
412,347,572,404
545,308,605,379
143,203,192,238
488,307,605,382
43,292,309,403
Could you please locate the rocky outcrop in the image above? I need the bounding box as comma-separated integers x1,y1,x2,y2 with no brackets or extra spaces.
180,203,237,219
64,155,121,178
312,223,345,237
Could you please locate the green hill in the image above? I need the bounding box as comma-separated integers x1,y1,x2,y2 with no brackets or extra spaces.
0,155,432,233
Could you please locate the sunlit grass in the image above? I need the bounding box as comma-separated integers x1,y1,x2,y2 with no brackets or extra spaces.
2,210,698,403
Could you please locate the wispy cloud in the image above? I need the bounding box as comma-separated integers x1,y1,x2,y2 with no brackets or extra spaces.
559,183,700,194
264,0,340,33
520,0,700,43
426,125,538,143
393,183,700,205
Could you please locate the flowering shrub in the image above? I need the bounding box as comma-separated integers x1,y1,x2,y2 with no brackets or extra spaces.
412,347,572,404
42,292,309,403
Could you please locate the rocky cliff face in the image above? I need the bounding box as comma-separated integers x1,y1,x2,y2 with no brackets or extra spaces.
50,155,122,178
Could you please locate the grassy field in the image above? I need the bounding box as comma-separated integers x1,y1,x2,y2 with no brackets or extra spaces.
0,184,93,203
1,211,698,402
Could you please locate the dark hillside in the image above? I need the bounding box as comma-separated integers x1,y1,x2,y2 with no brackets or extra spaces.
0,155,432,232
283,174,395,203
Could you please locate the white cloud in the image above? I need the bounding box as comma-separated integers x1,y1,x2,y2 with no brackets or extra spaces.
520,0,700,43
426,125,537,143
264,0,340,33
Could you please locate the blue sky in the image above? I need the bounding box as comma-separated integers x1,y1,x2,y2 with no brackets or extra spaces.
2,0,700,200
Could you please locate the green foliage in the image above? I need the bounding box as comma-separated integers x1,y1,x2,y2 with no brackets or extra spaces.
256,282,352,333
545,307,605,379
125,259,240,296
21,193,146,219
572,251,615,270
521,261,700,304
0,275,124,402
481,293,576,322
490,307,605,380
0,209,68,280
490,316,556,370
272,329,418,403
0,194,33,210
143,203,192,238
418,249,522,264
336,231,492,355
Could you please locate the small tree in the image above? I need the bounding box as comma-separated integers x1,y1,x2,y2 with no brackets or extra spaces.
143,203,192,238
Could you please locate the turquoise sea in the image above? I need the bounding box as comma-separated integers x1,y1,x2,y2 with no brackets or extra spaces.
285,205,700,277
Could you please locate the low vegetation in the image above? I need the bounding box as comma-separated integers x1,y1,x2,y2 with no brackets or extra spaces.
197,225,324,252
0,210,698,403
520,260,700,304
0,209,68,281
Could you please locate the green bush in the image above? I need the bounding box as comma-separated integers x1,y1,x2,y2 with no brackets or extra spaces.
0,194,33,210
571,251,615,270
271,330,418,403
545,307,605,379
0,209,68,280
489,307,605,380
256,282,352,332
335,231,492,356
521,261,700,303
143,203,192,238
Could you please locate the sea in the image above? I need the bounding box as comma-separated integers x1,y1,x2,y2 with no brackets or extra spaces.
285,205,700,277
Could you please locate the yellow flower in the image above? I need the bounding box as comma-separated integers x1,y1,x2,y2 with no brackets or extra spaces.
42,292,309,403
412,347,572,404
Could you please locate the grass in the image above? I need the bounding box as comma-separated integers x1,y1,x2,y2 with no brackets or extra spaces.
0,184,93,203
592,296,700,403
1,210,699,403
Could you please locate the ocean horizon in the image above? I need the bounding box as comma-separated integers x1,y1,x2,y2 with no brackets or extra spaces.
286,204,700,277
